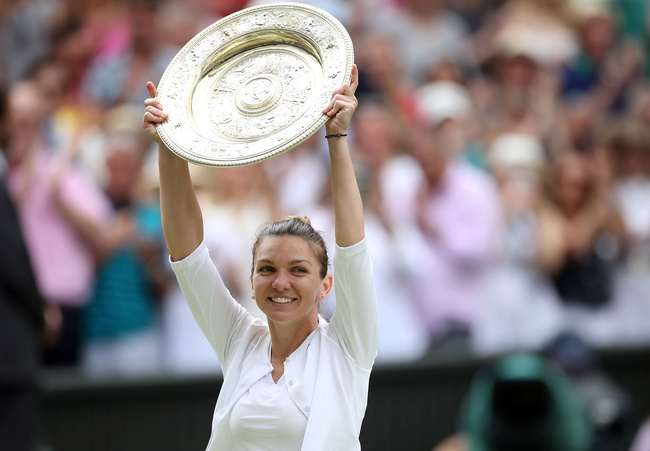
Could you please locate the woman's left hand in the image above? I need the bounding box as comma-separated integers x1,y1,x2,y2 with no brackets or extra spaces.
323,64,359,135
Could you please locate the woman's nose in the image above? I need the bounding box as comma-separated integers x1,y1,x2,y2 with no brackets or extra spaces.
271,271,290,290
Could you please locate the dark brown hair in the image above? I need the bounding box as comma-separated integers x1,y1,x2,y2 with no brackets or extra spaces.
251,216,330,279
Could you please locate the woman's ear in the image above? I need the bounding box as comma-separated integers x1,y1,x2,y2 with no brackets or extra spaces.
320,273,333,299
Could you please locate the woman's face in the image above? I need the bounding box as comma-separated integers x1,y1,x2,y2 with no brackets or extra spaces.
251,236,332,329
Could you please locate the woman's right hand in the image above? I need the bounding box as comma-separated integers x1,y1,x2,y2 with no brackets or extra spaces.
142,81,169,144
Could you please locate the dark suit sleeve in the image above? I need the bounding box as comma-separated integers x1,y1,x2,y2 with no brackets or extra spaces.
0,177,45,330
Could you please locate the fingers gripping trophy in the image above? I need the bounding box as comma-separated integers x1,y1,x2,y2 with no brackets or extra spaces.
142,3,378,450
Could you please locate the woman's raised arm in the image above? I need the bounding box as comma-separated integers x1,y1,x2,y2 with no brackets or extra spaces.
322,65,364,247
143,81,203,261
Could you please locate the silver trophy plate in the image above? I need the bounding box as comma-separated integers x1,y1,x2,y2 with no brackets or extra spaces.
155,2,354,167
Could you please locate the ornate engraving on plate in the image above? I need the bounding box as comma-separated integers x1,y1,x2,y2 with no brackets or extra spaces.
207,52,314,141
155,2,353,167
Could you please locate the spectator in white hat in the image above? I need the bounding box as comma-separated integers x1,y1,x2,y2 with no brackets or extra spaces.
415,80,487,168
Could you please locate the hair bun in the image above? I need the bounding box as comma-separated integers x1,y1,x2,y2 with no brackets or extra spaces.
284,215,312,227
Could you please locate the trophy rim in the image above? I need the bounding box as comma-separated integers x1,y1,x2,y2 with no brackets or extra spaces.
155,2,354,168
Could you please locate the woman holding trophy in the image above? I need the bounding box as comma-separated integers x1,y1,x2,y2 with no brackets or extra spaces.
142,63,378,449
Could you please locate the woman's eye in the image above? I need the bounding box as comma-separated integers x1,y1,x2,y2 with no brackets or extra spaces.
293,267,307,274
259,266,274,273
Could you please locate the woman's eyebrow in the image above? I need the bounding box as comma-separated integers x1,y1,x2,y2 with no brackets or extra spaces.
257,258,313,266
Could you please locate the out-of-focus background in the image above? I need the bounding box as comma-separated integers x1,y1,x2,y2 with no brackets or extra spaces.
2,0,650,450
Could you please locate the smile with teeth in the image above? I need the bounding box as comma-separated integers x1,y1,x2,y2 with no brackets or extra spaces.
270,297,295,304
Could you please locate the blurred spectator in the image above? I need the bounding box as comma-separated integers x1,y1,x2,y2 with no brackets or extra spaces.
474,20,571,158
81,0,171,106
474,0,579,68
390,109,500,349
562,2,641,104
432,353,593,451
0,0,62,86
81,124,167,375
561,2,644,149
5,80,111,367
0,81,46,451
544,149,635,349
606,122,650,256
28,56,107,184
48,0,132,88
355,32,420,134
599,123,650,345
379,0,478,86
548,150,625,309
472,133,566,356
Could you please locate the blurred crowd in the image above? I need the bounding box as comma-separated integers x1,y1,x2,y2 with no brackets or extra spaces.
2,0,650,379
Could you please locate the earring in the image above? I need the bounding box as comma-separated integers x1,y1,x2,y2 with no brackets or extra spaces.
321,294,325,298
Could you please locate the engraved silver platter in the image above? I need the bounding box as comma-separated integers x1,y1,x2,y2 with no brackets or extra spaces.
155,2,354,167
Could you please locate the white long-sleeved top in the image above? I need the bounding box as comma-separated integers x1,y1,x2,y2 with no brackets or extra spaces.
170,237,378,450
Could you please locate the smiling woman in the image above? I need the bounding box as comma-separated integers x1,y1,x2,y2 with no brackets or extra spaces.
251,224,334,382
143,64,378,451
